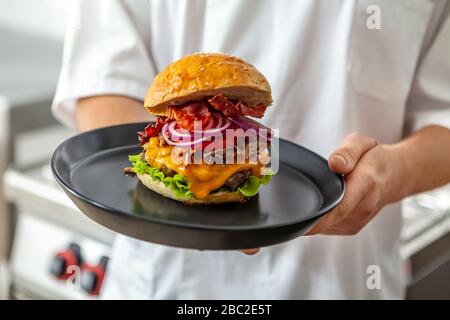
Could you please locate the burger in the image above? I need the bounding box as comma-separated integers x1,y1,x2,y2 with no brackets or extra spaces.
127,53,274,204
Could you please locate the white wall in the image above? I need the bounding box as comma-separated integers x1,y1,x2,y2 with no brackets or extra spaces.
0,0,71,40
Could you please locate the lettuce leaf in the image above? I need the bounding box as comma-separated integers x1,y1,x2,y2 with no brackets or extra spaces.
237,176,261,197
237,173,273,197
129,154,192,198
259,174,273,185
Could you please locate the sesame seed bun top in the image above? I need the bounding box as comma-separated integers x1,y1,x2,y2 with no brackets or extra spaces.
144,52,273,116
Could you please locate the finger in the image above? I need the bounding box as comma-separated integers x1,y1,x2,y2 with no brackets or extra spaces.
241,248,260,255
306,172,370,235
329,133,377,174
306,205,346,235
321,215,367,235
321,192,378,236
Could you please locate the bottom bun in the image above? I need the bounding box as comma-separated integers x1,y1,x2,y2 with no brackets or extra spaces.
137,173,246,205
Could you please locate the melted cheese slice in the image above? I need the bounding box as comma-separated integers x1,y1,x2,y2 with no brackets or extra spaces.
144,137,262,199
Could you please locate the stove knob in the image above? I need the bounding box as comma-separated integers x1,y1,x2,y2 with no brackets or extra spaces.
49,256,66,278
50,243,82,280
81,256,109,296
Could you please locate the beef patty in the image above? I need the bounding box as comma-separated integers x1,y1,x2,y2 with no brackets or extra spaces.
223,169,252,190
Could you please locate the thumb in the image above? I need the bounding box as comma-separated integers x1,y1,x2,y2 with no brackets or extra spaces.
329,133,377,174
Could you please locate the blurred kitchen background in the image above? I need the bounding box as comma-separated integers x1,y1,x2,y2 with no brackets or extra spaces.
0,0,449,300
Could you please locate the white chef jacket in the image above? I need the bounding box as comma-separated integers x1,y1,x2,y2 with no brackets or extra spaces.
53,0,450,299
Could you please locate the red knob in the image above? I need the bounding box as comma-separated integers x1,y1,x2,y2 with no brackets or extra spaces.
81,256,109,296
50,243,82,280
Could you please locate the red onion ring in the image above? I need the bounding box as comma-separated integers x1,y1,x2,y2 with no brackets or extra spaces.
162,123,210,148
161,113,268,149
228,116,272,142
168,113,230,138
168,121,191,139
191,113,228,133
203,113,230,134
214,112,223,128
204,117,214,130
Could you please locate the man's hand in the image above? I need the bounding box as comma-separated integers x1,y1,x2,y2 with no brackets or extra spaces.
307,133,407,235
241,133,397,251
241,126,450,254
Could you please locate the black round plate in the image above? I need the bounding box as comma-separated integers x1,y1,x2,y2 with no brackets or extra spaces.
51,123,344,250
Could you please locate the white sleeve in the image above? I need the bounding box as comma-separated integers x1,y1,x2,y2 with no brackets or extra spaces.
52,0,155,129
405,8,450,134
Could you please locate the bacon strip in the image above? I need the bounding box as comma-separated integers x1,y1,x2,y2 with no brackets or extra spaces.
137,117,166,146
207,94,240,117
238,102,267,118
168,102,211,130
208,94,267,118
